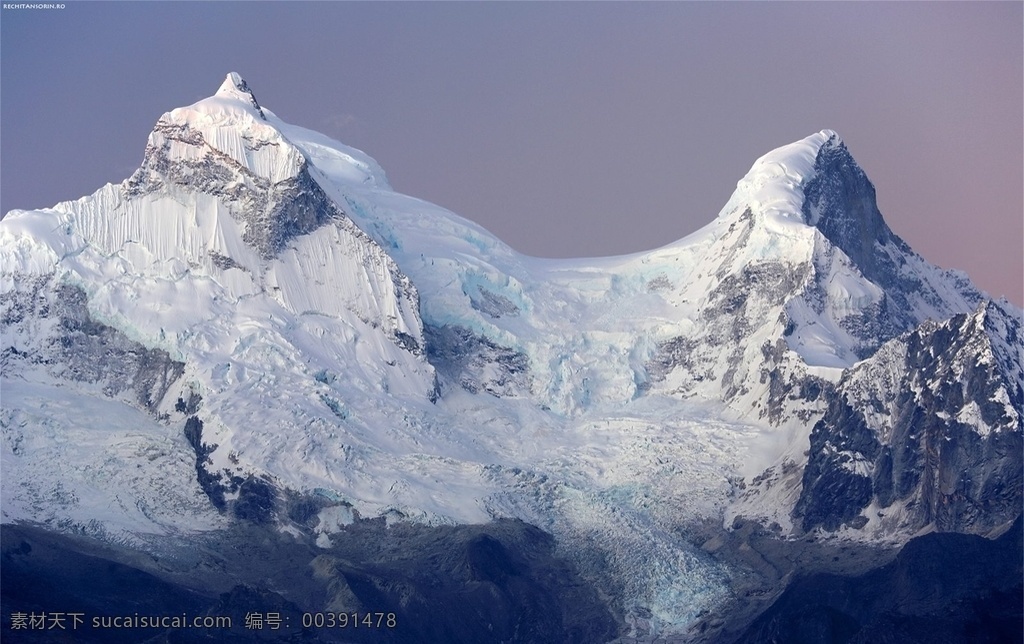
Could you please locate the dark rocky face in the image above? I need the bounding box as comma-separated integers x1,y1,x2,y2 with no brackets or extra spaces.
125,121,339,260
795,303,1023,535
800,136,983,358
424,324,530,397
119,118,426,357
0,280,184,412
802,135,895,284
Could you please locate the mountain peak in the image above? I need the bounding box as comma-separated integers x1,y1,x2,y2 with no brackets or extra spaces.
214,71,266,120
815,128,843,149
719,128,900,277
769,129,844,168
718,129,843,230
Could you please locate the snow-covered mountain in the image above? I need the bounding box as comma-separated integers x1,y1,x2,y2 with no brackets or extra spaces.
2,73,1020,639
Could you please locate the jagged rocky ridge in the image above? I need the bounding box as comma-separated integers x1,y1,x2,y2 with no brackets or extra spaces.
796,301,1022,536
798,137,984,358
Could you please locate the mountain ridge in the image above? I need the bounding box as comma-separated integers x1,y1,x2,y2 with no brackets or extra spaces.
2,72,1020,639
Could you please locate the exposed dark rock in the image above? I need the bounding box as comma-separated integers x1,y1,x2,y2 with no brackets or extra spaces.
424,324,530,397
126,124,337,260
232,477,278,525
647,258,810,410
284,492,336,529
392,331,421,355
795,398,881,532
799,135,982,358
795,303,1023,535
183,415,226,512
183,417,283,524
175,391,203,415
468,286,520,319
120,117,427,359
647,335,698,384
210,251,246,272
223,72,266,119
802,134,896,284
1,280,184,412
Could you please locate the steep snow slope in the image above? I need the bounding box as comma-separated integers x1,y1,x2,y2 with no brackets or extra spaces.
2,73,1019,638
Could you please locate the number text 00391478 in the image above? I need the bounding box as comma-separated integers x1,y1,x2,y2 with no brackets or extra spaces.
302,612,397,629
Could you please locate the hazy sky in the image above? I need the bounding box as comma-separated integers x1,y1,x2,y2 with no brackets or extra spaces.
2,2,1021,304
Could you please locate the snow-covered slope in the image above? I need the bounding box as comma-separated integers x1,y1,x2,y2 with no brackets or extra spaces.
2,73,1020,638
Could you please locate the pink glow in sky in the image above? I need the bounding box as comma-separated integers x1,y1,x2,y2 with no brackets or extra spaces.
2,2,1021,304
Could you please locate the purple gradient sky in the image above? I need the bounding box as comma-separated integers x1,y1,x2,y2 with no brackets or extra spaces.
2,2,1021,304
